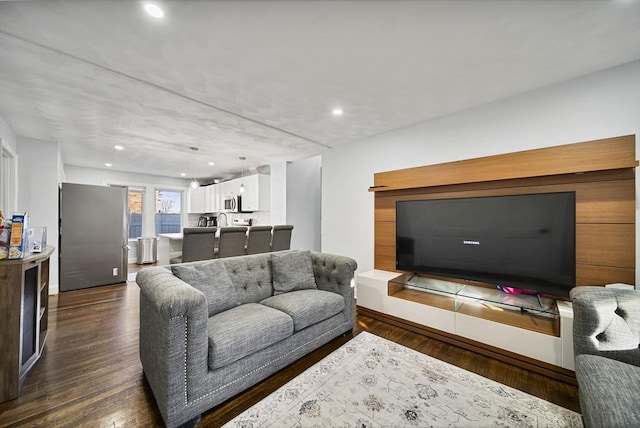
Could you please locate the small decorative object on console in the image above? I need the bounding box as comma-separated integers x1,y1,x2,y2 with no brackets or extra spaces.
0,210,11,260
8,212,29,259
29,226,47,253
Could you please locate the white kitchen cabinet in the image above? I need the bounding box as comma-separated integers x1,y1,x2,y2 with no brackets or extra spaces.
228,178,243,198
187,186,206,213
240,174,270,211
205,184,218,212
220,179,238,200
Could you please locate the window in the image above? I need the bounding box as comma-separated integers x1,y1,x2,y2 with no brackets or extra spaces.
155,189,182,235
0,140,17,215
127,188,144,239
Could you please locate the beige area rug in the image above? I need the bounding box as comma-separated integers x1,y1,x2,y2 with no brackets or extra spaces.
224,332,581,428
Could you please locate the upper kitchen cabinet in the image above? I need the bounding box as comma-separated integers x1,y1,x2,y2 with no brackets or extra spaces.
187,186,207,213
187,174,271,213
220,179,240,199
240,174,270,211
205,184,220,213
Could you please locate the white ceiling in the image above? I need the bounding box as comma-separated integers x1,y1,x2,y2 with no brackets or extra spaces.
1,0,639,182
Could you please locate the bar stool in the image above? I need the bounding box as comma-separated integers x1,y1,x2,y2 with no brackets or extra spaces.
215,226,248,258
271,224,293,251
245,225,273,255
170,227,216,264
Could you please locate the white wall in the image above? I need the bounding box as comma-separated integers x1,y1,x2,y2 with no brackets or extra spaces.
287,155,322,251
17,137,62,293
269,161,288,224
65,165,190,189
0,116,17,153
322,60,640,287
1,116,19,213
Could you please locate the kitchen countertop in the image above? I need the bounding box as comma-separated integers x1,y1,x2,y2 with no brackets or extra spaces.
158,233,183,240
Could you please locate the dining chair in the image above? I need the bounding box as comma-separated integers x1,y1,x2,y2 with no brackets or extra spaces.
170,227,217,264
245,225,273,255
215,226,248,258
271,224,294,251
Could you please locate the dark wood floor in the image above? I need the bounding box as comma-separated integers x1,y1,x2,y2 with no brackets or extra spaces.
0,266,580,427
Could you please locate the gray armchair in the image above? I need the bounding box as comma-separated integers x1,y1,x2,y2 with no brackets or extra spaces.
570,286,640,428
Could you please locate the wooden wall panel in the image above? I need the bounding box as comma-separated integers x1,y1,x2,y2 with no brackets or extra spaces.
574,180,635,223
373,135,637,191
576,265,636,286
374,222,395,246
374,220,396,271
375,177,635,225
373,135,637,288
576,224,636,268
374,251,396,272
374,196,397,223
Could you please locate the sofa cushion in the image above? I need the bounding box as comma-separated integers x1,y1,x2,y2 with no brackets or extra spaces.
223,253,273,303
171,261,240,317
261,289,345,331
271,250,317,295
575,354,640,428
207,303,294,369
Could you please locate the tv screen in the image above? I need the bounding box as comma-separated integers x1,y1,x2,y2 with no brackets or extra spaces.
396,192,576,297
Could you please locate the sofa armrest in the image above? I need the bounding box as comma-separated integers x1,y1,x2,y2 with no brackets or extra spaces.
136,267,210,426
311,252,358,326
570,286,640,366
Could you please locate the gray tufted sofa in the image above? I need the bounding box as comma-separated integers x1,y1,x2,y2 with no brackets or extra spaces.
570,286,640,428
136,250,357,427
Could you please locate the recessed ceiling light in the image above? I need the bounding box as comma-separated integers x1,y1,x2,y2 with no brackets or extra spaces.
144,3,164,19
180,172,186,177
114,145,124,150
332,108,344,116
208,161,215,166
105,163,112,167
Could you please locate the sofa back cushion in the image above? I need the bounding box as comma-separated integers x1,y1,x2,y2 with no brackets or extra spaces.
272,250,317,295
571,286,640,365
171,260,241,317
223,253,274,303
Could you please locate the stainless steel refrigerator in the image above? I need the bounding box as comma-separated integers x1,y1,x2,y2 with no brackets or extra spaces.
59,183,129,291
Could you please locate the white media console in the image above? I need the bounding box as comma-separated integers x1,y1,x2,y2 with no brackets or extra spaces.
356,270,575,376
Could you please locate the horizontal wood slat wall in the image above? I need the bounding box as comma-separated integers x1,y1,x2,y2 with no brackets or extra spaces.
373,135,637,288
372,134,637,192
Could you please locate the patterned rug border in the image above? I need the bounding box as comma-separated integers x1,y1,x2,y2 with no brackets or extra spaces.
225,331,582,427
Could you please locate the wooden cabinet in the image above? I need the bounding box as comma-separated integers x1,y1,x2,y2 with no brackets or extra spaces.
357,269,576,382
0,246,54,403
240,174,270,211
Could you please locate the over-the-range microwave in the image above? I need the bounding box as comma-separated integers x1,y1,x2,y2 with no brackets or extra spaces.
224,195,241,212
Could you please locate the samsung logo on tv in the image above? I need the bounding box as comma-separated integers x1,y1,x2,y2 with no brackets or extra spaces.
463,240,480,245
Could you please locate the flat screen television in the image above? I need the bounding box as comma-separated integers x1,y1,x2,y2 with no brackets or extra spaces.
396,192,576,298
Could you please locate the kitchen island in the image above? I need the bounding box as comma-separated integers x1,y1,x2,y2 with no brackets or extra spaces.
157,233,183,265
